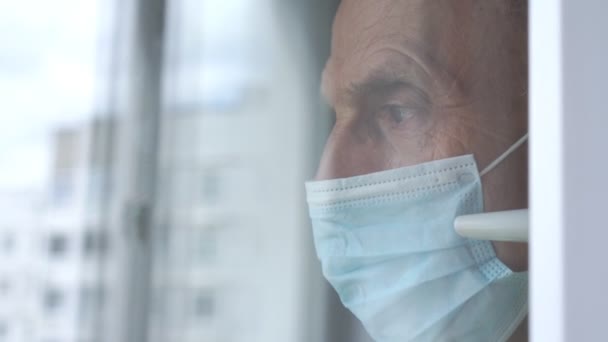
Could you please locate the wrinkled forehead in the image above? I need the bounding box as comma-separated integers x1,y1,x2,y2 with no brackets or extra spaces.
332,0,428,53
323,0,509,104
330,0,472,63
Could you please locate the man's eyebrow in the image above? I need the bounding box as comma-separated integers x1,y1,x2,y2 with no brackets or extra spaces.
348,70,413,98
345,65,425,102
320,57,432,107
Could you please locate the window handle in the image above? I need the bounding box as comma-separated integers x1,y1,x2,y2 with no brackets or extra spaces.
454,209,529,242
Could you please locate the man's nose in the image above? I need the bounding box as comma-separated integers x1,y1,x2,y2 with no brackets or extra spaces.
315,121,389,180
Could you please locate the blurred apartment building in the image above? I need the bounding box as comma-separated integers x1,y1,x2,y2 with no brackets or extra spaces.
147,97,268,342
0,106,263,342
0,191,43,342
35,120,113,342
0,106,272,342
0,119,113,342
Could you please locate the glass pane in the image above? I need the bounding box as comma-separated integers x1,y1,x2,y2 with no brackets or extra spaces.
1,1,531,341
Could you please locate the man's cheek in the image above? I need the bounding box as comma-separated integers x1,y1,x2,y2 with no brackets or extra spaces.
410,118,467,163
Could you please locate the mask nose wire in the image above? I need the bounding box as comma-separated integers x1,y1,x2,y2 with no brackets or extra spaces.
479,133,529,177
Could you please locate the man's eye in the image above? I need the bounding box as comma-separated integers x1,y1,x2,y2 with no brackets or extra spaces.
380,104,416,125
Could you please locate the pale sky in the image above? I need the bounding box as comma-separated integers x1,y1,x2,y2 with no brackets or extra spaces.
0,0,101,190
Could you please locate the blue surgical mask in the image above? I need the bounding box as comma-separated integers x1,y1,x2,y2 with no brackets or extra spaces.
306,135,529,341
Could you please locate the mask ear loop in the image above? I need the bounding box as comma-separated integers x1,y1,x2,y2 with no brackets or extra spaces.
480,133,529,177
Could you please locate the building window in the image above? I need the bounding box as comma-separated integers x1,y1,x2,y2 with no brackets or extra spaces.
192,290,215,319
201,170,220,205
0,279,10,297
82,230,108,258
0,232,14,254
48,234,68,257
52,171,75,206
0,321,7,338
195,226,217,264
79,286,104,319
43,287,65,313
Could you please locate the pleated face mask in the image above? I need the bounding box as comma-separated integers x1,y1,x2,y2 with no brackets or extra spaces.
305,135,529,342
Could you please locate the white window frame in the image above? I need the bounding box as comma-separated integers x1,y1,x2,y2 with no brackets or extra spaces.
530,1,608,341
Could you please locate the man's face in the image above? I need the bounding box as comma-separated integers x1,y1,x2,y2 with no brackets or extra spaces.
318,0,528,271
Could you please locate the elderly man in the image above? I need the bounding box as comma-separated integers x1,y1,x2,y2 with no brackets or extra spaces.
305,0,528,341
